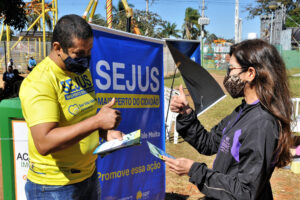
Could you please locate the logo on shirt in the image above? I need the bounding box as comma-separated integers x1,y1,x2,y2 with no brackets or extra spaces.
68,104,80,115
220,136,231,154
60,74,94,100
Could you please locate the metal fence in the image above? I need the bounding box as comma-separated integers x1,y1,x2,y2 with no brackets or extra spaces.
163,43,230,77
0,41,51,74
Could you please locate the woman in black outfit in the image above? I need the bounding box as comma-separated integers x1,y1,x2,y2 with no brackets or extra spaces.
164,39,293,200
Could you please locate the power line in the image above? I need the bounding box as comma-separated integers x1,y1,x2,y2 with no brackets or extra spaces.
286,14,300,27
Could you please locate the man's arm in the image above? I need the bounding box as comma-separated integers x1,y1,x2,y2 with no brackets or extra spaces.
30,98,121,156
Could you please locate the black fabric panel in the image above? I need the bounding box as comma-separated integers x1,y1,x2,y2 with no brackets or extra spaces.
166,42,225,115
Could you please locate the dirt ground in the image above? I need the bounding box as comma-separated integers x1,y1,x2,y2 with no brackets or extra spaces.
165,139,300,200
0,73,299,200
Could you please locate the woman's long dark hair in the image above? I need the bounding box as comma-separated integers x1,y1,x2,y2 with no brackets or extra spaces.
230,39,293,168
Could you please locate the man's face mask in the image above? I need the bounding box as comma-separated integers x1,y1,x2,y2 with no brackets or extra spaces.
64,56,91,75
223,73,246,98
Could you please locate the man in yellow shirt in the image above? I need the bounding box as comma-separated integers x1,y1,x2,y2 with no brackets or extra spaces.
19,14,122,199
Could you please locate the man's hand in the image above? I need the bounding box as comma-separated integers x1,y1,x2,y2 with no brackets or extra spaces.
96,98,121,130
170,85,192,115
162,156,194,176
99,130,125,141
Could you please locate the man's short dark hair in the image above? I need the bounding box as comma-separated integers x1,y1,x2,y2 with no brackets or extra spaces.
52,14,93,53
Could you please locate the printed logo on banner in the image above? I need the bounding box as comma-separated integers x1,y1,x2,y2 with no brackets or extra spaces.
94,60,160,109
136,190,150,199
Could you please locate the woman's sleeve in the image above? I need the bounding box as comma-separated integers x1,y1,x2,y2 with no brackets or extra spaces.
187,119,278,200
176,110,230,155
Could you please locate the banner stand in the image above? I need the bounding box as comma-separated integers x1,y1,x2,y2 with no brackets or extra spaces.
0,98,24,200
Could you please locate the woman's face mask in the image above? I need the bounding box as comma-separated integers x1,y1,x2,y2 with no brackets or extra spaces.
223,73,246,98
64,56,91,75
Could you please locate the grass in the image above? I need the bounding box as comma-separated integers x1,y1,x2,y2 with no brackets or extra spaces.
288,68,300,98
164,68,300,129
164,73,186,89
164,68,300,98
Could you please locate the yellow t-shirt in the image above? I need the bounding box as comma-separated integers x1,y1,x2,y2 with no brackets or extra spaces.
19,56,99,185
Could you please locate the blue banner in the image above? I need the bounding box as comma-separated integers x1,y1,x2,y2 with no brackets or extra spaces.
190,45,200,65
90,25,165,200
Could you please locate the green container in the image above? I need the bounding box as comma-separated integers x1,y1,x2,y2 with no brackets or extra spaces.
0,98,24,200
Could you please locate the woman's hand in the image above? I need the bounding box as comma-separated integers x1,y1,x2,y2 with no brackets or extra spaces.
170,85,192,115
162,156,194,176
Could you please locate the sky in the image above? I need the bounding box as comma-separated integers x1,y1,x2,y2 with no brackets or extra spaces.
25,0,261,40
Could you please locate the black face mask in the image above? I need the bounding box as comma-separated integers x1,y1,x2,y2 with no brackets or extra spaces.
64,56,91,75
223,73,246,98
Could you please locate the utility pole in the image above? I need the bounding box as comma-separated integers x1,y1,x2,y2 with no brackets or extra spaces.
146,0,149,15
235,0,239,43
198,0,209,66
200,0,205,66
201,0,205,19
145,0,149,35
238,18,242,42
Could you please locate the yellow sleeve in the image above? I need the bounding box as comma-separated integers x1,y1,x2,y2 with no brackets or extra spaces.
20,78,60,127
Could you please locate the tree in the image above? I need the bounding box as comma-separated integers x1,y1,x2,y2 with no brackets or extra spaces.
92,1,173,39
182,7,200,40
0,28,15,41
97,0,135,31
25,0,53,31
0,0,27,30
205,33,218,44
161,22,180,38
246,0,300,27
92,14,107,27
134,9,168,38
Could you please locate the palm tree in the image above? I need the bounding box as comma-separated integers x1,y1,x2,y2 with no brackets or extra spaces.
24,0,53,31
182,7,200,40
104,0,135,31
161,22,180,38
0,28,14,41
92,14,106,27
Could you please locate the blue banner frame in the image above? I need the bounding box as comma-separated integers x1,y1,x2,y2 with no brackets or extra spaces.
90,25,165,200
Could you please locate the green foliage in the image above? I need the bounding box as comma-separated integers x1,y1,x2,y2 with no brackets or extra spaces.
246,0,300,28
26,13,52,31
285,6,300,27
0,28,15,41
134,9,168,38
205,33,218,44
182,7,201,40
92,14,107,27
0,0,27,30
93,2,171,39
160,22,181,39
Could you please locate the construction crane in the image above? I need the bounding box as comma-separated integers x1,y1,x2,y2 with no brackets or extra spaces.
83,0,140,35
121,0,140,34
0,0,58,71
